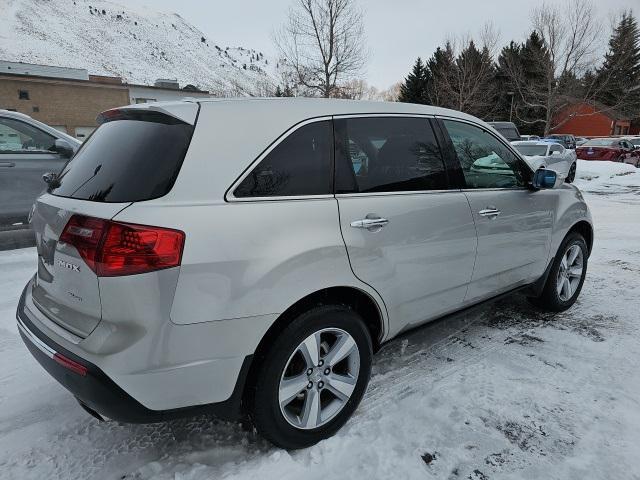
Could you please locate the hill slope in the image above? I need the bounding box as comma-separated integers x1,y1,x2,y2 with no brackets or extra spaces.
0,0,277,96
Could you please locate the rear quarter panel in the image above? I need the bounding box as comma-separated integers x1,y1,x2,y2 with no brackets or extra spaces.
112,199,388,332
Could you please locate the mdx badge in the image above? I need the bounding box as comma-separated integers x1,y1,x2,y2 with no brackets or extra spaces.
58,259,80,272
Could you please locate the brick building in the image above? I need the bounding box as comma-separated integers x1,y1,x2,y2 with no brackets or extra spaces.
0,71,129,139
0,61,212,140
551,102,631,137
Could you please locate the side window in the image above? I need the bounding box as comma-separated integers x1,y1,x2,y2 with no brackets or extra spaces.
0,117,56,153
335,117,447,193
234,121,332,198
443,120,526,189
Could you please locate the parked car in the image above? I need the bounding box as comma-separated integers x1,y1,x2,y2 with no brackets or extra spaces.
519,134,541,141
17,99,593,449
512,140,577,182
488,121,521,142
0,110,80,231
544,134,577,149
576,137,640,166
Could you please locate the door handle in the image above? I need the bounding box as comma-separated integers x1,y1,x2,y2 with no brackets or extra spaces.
478,207,501,218
350,215,389,232
0,162,16,168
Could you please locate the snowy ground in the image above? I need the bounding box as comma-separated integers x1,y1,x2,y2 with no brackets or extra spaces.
0,160,639,480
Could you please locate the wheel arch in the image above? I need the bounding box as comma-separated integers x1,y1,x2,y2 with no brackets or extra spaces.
568,220,593,256
240,286,385,412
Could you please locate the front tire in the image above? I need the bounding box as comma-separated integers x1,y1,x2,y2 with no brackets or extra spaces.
251,305,373,449
529,233,588,312
566,162,576,183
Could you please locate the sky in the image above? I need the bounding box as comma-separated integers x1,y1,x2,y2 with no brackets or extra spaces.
127,0,637,90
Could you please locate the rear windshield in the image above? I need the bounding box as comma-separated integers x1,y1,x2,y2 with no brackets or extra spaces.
50,111,194,202
495,127,520,141
583,139,616,147
515,144,548,156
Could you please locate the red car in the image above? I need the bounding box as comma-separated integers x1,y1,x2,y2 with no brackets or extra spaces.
576,138,640,166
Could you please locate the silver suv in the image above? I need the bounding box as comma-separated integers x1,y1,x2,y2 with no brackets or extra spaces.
17,99,593,449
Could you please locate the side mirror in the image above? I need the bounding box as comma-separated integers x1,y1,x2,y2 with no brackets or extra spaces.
53,139,74,158
532,168,557,189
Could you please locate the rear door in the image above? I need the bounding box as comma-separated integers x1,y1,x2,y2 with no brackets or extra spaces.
439,118,554,303
0,116,67,229
335,116,477,336
30,107,196,337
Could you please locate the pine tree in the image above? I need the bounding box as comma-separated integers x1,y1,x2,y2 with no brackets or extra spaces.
596,11,640,114
426,43,456,108
398,57,431,104
275,85,283,97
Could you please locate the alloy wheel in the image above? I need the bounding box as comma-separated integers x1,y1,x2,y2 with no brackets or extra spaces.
278,328,360,430
557,244,584,302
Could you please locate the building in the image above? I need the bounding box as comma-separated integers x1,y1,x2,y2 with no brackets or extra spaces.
0,62,129,139
0,61,213,140
551,101,631,137
128,79,211,104
0,60,89,81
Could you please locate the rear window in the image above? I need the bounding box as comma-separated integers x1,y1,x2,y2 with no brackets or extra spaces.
583,139,616,147
496,127,520,141
514,144,548,156
50,111,194,202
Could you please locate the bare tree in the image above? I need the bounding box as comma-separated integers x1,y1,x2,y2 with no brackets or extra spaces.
274,0,367,97
504,0,620,134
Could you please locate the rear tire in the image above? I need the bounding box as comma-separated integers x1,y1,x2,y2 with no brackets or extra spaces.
528,233,588,312
251,305,373,449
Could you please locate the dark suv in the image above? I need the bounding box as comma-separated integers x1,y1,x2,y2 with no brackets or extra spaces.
488,121,521,142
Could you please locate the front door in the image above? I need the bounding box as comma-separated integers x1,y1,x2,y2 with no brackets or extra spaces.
440,119,554,303
0,117,67,228
335,116,477,337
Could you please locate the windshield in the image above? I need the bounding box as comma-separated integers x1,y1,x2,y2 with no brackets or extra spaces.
583,139,616,147
514,144,548,156
50,112,194,202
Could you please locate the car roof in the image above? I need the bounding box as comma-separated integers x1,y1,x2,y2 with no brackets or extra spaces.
0,109,36,121
0,109,80,145
119,97,488,128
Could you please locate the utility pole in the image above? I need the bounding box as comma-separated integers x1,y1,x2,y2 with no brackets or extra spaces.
508,91,514,122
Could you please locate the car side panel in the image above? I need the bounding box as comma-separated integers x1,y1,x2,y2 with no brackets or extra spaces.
0,152,66,228
112,198,388,333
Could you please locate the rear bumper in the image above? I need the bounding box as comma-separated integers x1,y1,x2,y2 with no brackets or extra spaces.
17,302,252,423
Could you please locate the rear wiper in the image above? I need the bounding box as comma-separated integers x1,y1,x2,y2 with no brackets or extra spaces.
42,172,60,189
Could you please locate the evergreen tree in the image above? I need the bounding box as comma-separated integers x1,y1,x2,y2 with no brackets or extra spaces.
596,11,640,114
494,32,549,135
398,57,431,104
426,43,457,108
275,85,283,97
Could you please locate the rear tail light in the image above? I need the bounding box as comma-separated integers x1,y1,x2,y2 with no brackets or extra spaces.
60,215,185,277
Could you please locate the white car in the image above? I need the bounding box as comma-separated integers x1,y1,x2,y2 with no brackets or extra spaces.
512,140,577,183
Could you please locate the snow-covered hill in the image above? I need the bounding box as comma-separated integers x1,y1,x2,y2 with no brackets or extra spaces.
0,0,277,96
